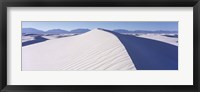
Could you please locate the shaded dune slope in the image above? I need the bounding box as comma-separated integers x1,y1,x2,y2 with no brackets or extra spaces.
22,29,136,70
100,29,178,70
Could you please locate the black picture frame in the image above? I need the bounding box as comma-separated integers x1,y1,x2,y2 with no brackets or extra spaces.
0,0,199,92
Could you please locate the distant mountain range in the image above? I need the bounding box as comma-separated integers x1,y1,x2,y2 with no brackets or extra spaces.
113,29,178,34
22,28,178,34
22,28,45,34
22,28,90,34
70,29,91,34
46,29,69,34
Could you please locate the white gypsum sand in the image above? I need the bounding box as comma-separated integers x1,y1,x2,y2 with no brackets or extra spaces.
22,29,136,71
137,34,178,46
22,36,35,42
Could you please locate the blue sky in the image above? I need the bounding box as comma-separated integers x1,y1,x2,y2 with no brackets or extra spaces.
22,21,178,31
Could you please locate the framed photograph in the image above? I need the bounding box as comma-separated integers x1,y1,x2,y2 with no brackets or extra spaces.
0,0,199,92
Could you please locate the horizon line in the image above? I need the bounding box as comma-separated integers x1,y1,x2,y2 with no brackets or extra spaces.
22,27,178,32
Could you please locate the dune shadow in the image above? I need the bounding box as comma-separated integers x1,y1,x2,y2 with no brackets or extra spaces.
100,29,178,70
163,34,178,38
22,36,48,47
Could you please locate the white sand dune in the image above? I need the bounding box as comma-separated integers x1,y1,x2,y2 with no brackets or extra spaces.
137,34,178,46
22,36,35,42
22,29,136,71
42,34,76,40
42,35,58,40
